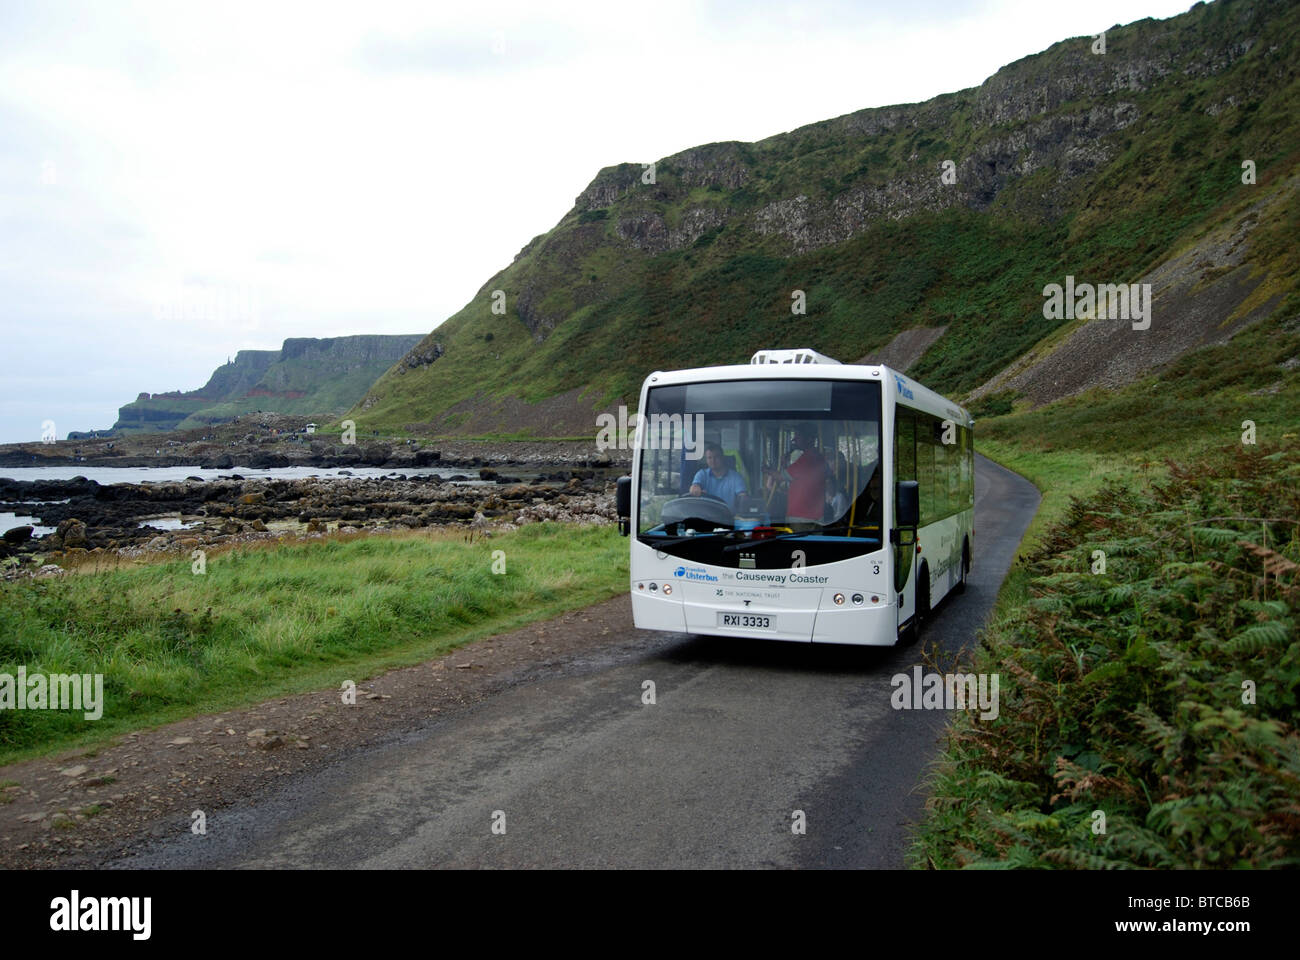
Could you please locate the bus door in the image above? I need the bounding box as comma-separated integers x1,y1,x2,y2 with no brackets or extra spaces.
893,408,918,629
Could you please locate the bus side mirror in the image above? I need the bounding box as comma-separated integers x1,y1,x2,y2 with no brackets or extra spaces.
616,476,632,536
896,480,919,529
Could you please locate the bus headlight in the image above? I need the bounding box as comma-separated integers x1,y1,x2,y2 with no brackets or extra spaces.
662,584,672,596
833,592,845,605
852,593,864,605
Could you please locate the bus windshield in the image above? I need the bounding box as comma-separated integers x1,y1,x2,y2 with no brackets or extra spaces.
636,378,883,566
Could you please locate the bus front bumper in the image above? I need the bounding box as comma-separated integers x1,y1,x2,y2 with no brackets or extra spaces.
631,585,899,646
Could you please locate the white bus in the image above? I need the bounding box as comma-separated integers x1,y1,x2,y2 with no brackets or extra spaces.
614,348,974,646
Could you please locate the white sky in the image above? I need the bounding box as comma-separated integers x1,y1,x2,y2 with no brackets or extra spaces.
0,0,1196,443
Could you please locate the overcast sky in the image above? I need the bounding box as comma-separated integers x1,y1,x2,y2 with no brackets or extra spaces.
0,0,1196,443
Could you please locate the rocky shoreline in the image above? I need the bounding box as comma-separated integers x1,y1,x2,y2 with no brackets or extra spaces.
0,471,621,574
0,413,637,575
1,412,631,471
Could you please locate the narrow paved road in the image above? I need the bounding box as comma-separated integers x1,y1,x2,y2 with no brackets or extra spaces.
114,454,1038,869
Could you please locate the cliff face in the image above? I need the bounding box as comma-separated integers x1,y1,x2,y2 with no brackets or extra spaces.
348,0,1300,437
112,335,422,434
190,350,279,402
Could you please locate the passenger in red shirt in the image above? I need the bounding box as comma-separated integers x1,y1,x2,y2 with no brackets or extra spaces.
783,425,827,522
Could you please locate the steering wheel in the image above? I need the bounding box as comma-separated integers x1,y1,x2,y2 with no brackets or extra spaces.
661,495,734,528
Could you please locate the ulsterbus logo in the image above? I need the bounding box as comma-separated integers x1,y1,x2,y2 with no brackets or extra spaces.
893,374,914,400
673,565,718,583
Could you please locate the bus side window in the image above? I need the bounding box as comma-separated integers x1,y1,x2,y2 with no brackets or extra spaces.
894,409,916,493
916,413,936,525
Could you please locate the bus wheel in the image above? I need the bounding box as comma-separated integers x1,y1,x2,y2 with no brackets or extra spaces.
955,540,969,594
898,563,930,647
897,613,918,647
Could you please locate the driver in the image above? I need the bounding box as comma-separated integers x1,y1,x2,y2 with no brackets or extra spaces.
688,442,747,511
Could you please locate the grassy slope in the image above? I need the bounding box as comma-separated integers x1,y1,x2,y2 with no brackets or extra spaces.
0,524,626,765
350,0,1300,436
911,442,1300,868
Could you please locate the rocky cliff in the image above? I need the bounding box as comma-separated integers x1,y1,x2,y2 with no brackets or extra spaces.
112,335,423,434
349,0,1300,437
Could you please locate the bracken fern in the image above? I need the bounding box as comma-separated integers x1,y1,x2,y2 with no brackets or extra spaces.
913,442,1300,868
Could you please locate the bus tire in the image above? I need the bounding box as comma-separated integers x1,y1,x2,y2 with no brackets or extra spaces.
955,539,969,594
898,564,930,647
897,614,918,647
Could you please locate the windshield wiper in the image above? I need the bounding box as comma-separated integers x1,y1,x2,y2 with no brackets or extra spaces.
719,522,872,553
640,530,725,548
722,531,814,553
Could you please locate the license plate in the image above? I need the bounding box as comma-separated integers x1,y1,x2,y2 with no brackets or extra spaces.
718,612,775,630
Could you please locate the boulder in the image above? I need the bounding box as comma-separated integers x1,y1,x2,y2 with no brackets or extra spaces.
2,525,34,544
248,452,289,469
56,518,88,547
362,444,391,466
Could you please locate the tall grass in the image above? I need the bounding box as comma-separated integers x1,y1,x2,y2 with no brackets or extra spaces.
0,524,627,763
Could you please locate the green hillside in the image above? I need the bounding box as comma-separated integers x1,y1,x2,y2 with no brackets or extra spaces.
349,0,1300,438
113,335,422,434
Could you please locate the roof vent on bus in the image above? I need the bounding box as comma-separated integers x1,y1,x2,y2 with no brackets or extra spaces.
749,348,841,366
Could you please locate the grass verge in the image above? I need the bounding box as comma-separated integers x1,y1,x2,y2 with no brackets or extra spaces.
977,439,1155,555
0,523,628,765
